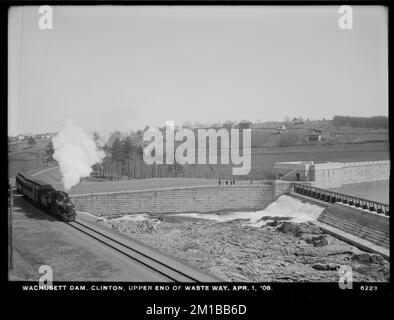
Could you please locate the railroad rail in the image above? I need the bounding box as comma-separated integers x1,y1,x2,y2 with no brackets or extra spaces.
290,183,389,216
66,218,219,282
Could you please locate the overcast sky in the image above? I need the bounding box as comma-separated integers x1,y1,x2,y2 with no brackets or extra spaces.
8,5,388,135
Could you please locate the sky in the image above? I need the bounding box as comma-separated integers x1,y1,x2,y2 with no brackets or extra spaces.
8,5,388,135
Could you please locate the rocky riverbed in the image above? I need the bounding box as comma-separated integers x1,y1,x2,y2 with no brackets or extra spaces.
97,214,390,282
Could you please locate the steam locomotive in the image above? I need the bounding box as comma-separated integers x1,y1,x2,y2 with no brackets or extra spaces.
15,172,76,222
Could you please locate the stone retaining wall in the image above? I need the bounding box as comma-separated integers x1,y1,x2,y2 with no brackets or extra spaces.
312,160,390,188
341,161,390,185
70,181,293,217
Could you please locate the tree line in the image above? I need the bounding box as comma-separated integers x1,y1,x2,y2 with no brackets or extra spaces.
332,115,388,129
93,134,231,180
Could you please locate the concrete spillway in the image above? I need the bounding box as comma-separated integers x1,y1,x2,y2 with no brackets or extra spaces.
287,193,389,254
318,203,389,249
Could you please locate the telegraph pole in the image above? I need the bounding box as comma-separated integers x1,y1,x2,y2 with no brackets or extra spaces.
8,180,13,270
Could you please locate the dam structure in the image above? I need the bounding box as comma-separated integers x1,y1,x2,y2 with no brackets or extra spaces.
29,162,390,258
289,183,389,258
273,160,389,256
69,180,389,256
273,160,390,189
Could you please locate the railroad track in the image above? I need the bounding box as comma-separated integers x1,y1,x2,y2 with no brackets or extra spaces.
66,219,218,282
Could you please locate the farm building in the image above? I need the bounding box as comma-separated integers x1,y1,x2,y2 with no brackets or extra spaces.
273,125,286,134
292,117,304,125
306,133,321,142
308,128,322,134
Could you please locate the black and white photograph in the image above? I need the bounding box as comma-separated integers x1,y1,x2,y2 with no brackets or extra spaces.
5,1,390,301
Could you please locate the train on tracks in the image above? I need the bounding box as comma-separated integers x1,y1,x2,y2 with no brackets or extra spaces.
15,172,76,221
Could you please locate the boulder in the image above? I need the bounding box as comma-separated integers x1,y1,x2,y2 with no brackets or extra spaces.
352,252,386,265
299,234,329,247
266,220,281,227
276,221,322,237
352,252,370,263
116,219,156,235
309,235,329,247
312,263,340,271
294,223,322,237
276,221,300,234
369,253,385,264
259,216,292,222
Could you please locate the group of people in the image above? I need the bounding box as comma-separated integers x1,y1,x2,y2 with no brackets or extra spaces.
218,179,254,185
218,179,235,186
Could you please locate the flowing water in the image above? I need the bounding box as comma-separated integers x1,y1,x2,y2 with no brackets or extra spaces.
170,195,325,226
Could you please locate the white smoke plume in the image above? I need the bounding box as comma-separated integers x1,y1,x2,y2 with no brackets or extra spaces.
53,122,105,191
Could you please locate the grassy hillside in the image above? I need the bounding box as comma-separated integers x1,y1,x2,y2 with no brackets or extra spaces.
8,139,55,177
9,139,50,158
250,125,388,148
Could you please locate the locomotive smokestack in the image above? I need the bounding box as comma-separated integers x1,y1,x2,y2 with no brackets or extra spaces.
52,121,104,191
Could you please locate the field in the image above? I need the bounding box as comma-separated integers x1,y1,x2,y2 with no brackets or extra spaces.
251,121,388,147
218,141,390,179
8,139,50,157
8,139,54,177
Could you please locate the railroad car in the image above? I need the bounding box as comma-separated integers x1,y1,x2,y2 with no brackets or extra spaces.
15,172,76,221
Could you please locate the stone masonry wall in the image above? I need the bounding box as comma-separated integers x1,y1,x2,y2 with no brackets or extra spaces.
70,183,287,217
312,160,390,189
273,180,293,198
341,161,390,185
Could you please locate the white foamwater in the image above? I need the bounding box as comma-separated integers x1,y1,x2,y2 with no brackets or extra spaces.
173,211,262,222
172,195,325,227
112,214,150,222
246,195,325,227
